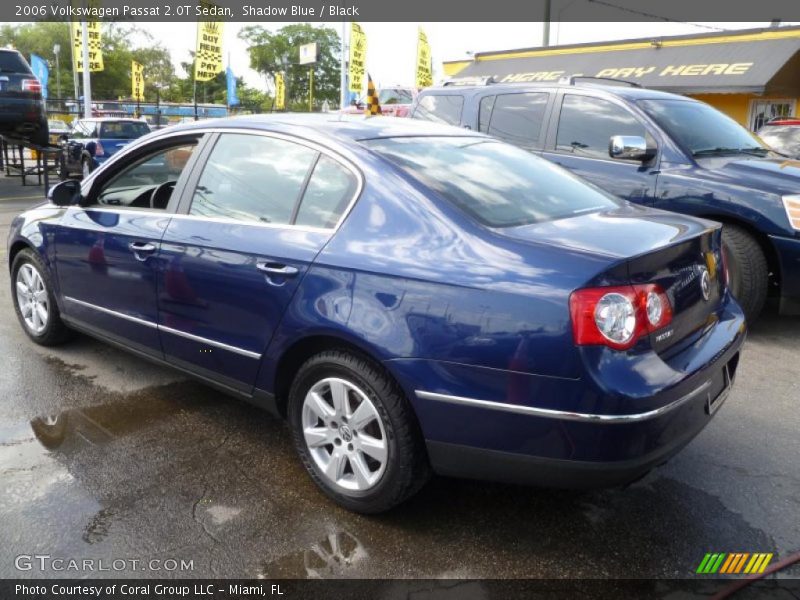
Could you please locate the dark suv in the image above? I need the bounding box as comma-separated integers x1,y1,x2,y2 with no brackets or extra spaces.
410,79,800,321
0,49,48,147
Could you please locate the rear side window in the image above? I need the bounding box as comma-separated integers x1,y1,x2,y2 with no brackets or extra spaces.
71,121,97,139
556,95,645,158
484,92,549,149
478,96,495,132
413,95,464,126
0,51,30,73
294,156,357,229
190,134,317,225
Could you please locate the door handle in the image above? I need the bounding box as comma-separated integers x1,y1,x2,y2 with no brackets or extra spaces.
128,241,156,261
256,261,299,277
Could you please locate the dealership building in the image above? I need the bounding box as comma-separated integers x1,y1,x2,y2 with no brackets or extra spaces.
443,25,800,131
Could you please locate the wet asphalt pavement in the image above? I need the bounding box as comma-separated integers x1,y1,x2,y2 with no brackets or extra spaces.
0,179,798,580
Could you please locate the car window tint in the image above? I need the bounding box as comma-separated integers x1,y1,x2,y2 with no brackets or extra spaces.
478,96,495,133
190,134,317,225
365,136,619,228
95,143,197,209
413,95,464,126
295,156,357,228
99,121,150,139
556,95,644,158
0,51,30,73
487,93,549,149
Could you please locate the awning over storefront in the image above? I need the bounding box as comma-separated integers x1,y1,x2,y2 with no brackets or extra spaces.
451,30,800,95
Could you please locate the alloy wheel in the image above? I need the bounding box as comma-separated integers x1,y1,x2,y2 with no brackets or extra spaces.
16,263,49,334
301,377,388,492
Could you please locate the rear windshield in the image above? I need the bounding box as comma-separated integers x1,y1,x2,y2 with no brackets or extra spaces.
364,136,619,228
99,121,150,139
0,51,30,74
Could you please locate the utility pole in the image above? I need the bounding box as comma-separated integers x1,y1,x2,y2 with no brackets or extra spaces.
81,21,91,118
53,44,62,99
542,0,552,47
340,21,347,109
308,67,313,112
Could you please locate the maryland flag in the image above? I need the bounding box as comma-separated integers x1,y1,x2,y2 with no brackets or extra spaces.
364,74,381,116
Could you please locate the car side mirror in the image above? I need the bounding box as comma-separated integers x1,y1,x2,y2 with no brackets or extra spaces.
48,179,82,206
609,135,655,161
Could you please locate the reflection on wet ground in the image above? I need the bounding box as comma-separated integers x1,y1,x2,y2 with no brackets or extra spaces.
0,229,798,579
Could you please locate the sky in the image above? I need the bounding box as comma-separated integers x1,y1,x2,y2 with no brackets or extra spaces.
137,21,792,92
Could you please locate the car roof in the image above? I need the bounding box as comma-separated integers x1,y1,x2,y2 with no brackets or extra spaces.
421,82,697,103
164,113,479,141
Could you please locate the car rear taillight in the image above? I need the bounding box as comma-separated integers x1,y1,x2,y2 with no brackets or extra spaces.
570,284,672,350
94,141,105,156
21,78,42,94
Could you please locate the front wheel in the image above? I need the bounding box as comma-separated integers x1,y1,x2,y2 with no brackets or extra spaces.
11,249,73,346
288,350,429,513
722,224,768,323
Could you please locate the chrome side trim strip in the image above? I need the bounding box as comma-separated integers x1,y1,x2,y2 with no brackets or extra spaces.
64,296,157,329
64,296,260,360
158,324,261,359
415,380,713,424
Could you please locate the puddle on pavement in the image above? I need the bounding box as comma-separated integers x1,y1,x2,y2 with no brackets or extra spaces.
260,529,370,578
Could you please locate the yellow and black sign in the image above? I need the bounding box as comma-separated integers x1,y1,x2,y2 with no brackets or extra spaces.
275,72,286,110
415,27,433,88
349,22,367,93
365,74,381,116
195,5,224,82
131,61,144,102
70,18,104,73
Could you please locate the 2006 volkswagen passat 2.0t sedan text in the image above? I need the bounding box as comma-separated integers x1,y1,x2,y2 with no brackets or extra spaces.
8,115,745,513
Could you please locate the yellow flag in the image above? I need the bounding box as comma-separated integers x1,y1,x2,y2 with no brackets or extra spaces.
131,61,144,102
71,20,104,73
348,23,366,93
195,14,224,82
275,72,285,110
415,27,433,88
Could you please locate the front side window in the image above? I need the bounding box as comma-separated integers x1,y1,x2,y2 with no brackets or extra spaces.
365,136,619,228
412,95,464,126
486,92,549,149
556,95,645,158
190,134,317,225
95,143,197,209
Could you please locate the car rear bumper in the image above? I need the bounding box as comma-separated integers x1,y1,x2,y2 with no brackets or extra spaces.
388,295,746,488
770,233,800,315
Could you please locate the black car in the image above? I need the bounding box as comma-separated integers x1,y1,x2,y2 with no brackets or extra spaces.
0,49,48,147
411,79,800,321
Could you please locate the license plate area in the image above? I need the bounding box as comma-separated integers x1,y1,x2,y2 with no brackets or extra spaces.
705,354,738,415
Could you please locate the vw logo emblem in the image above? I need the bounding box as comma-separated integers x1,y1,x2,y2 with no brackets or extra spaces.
338,425,353,442
700,268,711,301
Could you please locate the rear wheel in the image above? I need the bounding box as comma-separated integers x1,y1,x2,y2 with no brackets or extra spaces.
722,224,768,322
288,349,429,513
11,249,73,346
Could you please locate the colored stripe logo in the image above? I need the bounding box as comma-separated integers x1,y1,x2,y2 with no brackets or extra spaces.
696,552,773,574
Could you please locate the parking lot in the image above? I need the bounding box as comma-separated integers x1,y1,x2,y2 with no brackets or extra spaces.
0,174,798,581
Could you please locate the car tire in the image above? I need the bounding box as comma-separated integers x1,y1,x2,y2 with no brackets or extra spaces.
288,349,430,513
11,249,73,346
722,224,768,322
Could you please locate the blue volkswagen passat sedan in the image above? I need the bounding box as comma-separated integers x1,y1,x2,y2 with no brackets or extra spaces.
8,115,745,513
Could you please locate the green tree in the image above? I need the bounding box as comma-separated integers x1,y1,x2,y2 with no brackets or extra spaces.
0,22,175,102
239,23,341,110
